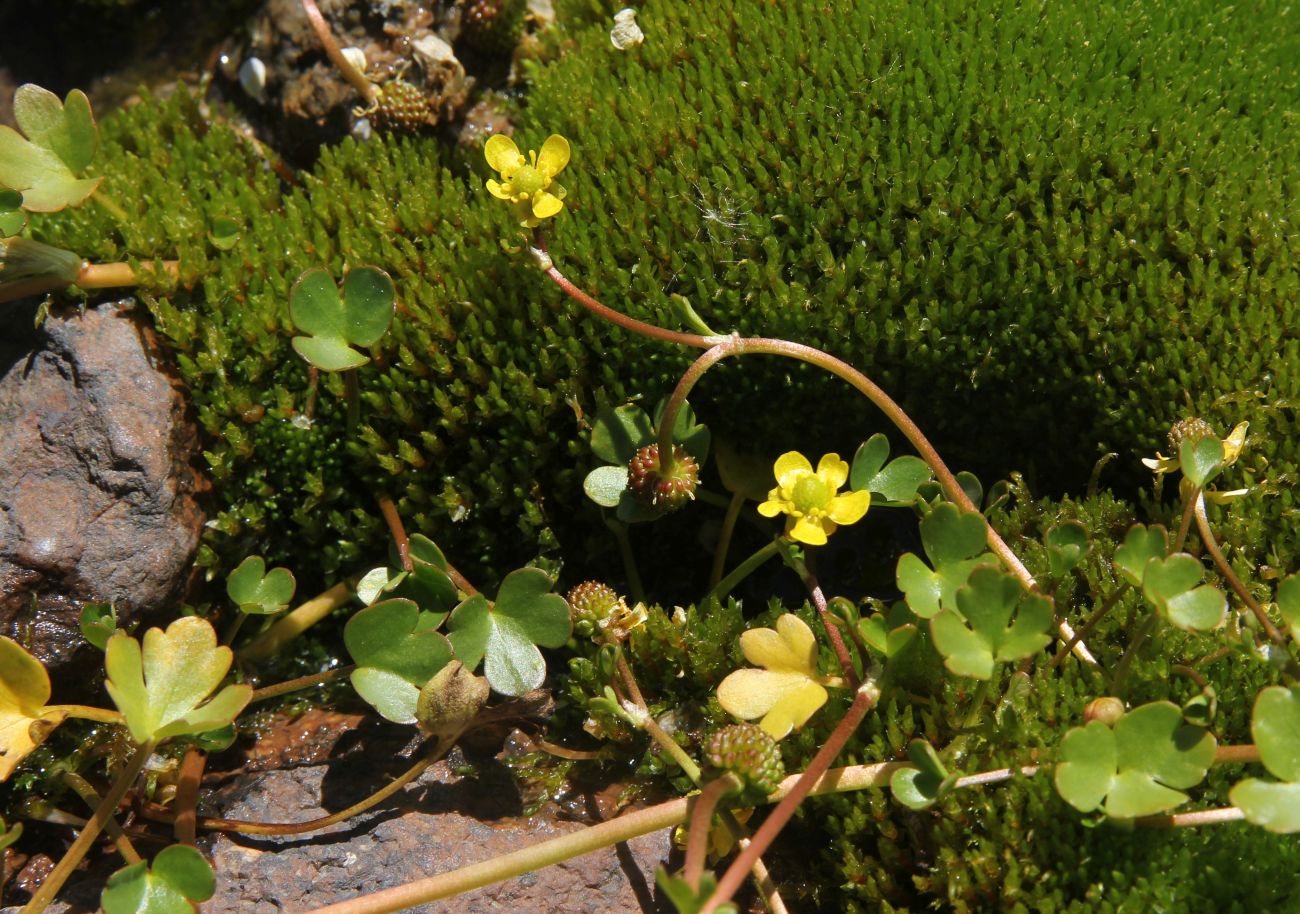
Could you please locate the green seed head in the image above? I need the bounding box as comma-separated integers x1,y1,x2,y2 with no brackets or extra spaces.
1167,417,1216,453
706,723,785,800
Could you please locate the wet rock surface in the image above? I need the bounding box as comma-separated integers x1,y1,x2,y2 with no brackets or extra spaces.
0,301,205,680
190,704,671,913
202,753,671,913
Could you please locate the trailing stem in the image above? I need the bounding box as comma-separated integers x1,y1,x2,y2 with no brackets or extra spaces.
777,541,860,688
701,681,879,914
170,737,456,837
22,739,158,914
540,262,1097,665
298,760,904,914
683,775,742,890
300,0,377,105
1193,494,1286,645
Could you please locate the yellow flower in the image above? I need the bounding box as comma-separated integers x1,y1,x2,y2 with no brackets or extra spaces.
484,133,570,228
1142,421,1248,478
716,614,840,739
673,807,753,860
757,451,871,546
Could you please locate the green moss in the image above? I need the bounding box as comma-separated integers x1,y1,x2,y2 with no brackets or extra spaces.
527,0,1300,565
13,2,1298,903
31,0,1299,588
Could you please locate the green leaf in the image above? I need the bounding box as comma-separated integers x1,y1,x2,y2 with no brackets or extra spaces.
584,465,629,507
868,456,933,504
356,567,394,606
896,503,994,619
446,569,571,696
890,739,956,809
15,84,96,172
226,556,296,615
341,265,398,346
79,601,119,651
1054,701,1216,818
955,470,983,508
930,566,1053,679
655,868,738,914
1277,575,1300,631
0,189,25,236
590,404,653,465
350,667,422,725
288,266,395,372
0,85,102,212
857,606,917,658
653,398,710,464
615,490,665,523
207,215,241,251
1045,522,1089,577
1229,779,1300,833
1179,436,1224,488
1113,524,1168,587
0,816,22,852
1,637,67,782
191,724,237,753
851,435,932,503
344,598,452,686
921,503,989,565
345,597,452,723
291,334,369,371
1251,686,1300,782
849,434,890,490
104,618,252,744
714,439,774,501
1141,554,1226,631
101,845,214,914
381,534,456,621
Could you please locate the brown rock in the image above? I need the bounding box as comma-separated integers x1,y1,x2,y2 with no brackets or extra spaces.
0,301,205,678
201,744,671,913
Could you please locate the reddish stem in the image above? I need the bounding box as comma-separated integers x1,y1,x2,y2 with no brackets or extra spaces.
701,683,878,914
683,776,739,891
377,492,413,572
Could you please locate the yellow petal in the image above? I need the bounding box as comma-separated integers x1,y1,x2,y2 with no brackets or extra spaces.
788,515,828,546
759,678,828,739
717,668,787,720
484,134,523,176
1141,454,1179,475
740,614,817,673
718,668,821,729
1204,487,1250,504
486,178,512,200
757,497,786,518
536,134,570,176
549,181,567,201
815,453,849,489
1221,422,1248,466
773,452,813,488
828,489,871,526
531,190,564,220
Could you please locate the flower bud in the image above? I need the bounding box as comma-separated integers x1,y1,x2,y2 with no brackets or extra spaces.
1083,696,1126,726
416,661,489,739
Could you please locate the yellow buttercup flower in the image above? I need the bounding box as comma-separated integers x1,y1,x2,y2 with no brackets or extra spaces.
716,614,841,739
484,133,570,228
1142,420,1248,478
757,451,871,546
